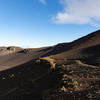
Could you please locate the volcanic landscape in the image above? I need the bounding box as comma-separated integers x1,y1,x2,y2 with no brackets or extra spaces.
0,30,100,100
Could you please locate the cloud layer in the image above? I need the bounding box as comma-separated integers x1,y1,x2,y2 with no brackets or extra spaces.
53,0,100,27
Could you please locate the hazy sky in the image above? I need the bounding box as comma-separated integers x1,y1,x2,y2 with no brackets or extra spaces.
0,0,100,48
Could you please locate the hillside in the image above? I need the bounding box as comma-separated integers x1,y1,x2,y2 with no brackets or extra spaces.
43,30,100,57
0,30,99,100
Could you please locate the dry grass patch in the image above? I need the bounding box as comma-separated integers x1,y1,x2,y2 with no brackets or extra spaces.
36,57,56,68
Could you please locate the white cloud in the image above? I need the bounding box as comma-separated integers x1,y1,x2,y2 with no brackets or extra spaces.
40,0,46,5
90,22,100,28
53,0,100,27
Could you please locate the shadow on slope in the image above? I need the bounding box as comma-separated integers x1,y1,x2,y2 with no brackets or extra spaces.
0,59,59,100
82,44,100,66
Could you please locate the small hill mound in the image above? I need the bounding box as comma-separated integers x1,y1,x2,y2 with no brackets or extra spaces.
0,46,22,55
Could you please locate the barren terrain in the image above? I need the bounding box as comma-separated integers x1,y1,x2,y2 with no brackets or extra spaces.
0,30,100,100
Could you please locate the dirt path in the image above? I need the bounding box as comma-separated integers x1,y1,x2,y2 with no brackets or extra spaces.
75,60,97,68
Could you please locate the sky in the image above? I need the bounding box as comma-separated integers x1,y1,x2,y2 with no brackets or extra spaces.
0,0,100,48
